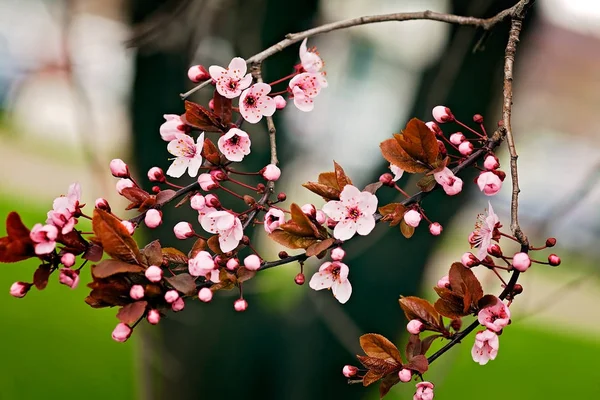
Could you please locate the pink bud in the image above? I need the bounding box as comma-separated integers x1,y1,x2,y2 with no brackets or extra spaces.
403,210,422,228
121,220,135,235
171,297,185,312
210,169,226,181
449,133,465,145
315,210,326,225
425,121,442,136
461,252,479,267
61,253,76,267
187,64,209,82
59,268,80,289
198,173,217,191
331,247,345,261
477,171,502,196
326,218,338,229
429,222,443,236
208,99,215,111
147,309,161,325
487,244,502,257
111,323,132,342
244,254,261,271
9,282,31,298
473,114,484,124
407,319,424,335
95,198,111,212
173,222,194,239
198,287,213,302
164,290,179,304
484,155,500,170
147,167,166,182
110,159,129,178
294,273,305,285
274,95,287,109
145,209,163,228
234,298,248,312
301,203,316,217
432,105,454,123
342,365,358,378
116,178,135,195
379,173,394,186
437,275,450,288
226,258,239,270
145,265,163,282
205,194,219,207
458,141,473,156
190,194,206,210
414,381,435,400
160,114,188,142
398,368,412,383
130,284,145,300
548,254,561,266
262,164,281,181
512,252,531,272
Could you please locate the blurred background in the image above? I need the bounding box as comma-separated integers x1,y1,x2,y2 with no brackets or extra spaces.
1,0,600,399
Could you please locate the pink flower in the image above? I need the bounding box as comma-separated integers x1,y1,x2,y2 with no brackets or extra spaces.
471,202,500,260
477,171,503,196
478,297,510,332
262,164,281,181
198,173,217,191
342,365,358,378
433,168,463,196
407,319,424,335
10,282,31,298
484,155,499,170
399,368,412,383
436,275,450,288
218,128,251,162
166,133,205,178
289,72,327,112
30,223,58,255
160,114,188,142
188,250,216,277
59,268,80,289
226,258,239,270
299,38,324,73
200,211,244,253
512,252,531,272
187,64,209,83
449,132,465,145
264,208,285,233
239,83,276,124
171,297,185,312
244,254,261,271
129,284,145,300
112,323,132,342
458,141,473,156
145,209,162,228
46,183,81,235
389,163,404,181
61,253,75,267
190,194,206,210
414,381,435,400
330,247,345,261
429,222,443,236
471,330,499,365
198,287,213,302
309,261,352,304
432,105,454,123
147,309,161,325
234,298,248,312
315,210,326,225
209,57,253,99
147,167,165,182
109,159,129,178
174,222,194,239
164,290,179,304
404,210,422,228
116,179,134,195
321,185,378,241
145,265,163,282
274,95,287,109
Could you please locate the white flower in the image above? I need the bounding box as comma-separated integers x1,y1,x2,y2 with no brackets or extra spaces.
166,133,204,178
299,38,324,73
309,261,352,304
200,210,243,253
321,185,378,241
389,164,404,181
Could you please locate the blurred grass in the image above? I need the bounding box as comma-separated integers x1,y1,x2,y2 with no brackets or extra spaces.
0,193,137,400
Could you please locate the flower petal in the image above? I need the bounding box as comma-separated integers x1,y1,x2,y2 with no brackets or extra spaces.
332,280,352,304
333,219,356,241
309,271,334,291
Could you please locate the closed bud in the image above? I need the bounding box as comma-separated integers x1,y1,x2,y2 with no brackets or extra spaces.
198,287,213,302
432,105,455,123
546,238,557,247
95,198,111,212
205,194,220,207
243,195,256,206
147,167,165,182
226,258,239,270
116,178,134,195
10,281,31,298
243,254,261,271
152,186,161,193
187,64,209,82
171,297,185,312
61,253,76,267
173,222,194,239
147,309,161,325
262,164,281,181
331,247,345,261
449,133,466,145
425,121,442,136
315,210,326,225
234,298,248,312
145,265,163,282
487,244,503,257
210,170,226,181
164,290,179,304
451,318,462,331
513,284,524,294
241,235,250,245
429,222,443,236
458,141,473,156
256,183,266,193
129,284,145,300
277,192,287,202
278,251,289,259
437,140,447,158
294,273,305,285
398,368,412,383
111,323,132,342
512,252,531,272
403,210,422,228
483,155,500,171
110,159,129,178
548,254,561,266
473,114,484,124
379,173,394,186
121,220,135,235
59,268,80,289
301,203,316,218
437,275,450,289
274,95,287,109
342,365,358,378
145,209,163,229
461,252,480,268
208,99,215,111
407,319,424,335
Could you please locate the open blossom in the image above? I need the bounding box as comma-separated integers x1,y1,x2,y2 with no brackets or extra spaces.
160,114,188,142
239,83,276,124
390,164,404,181
188,250,216,277
218,128,251,162
433,168,463,196
166,133,205,178
59,268,80,289
471,330,499,365
46,183,81,235
200,211,243,253
309,261,352,304
477,171,503,196
414,381,435,400
30,223,58,255
264,208,285,233
322,185,378,241
289,72,327,112
299,38,324,73
209,57,252,99
478,297,510,332
471,202,500,260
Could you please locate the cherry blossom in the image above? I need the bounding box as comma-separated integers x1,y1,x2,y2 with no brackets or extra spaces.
289,72,327,112
471,202,500,260
29,224,58,255
262,164,281,181
512,252,531,272
239,83,276,124
299,38,324,73
234,298,248,312
413,381,435,400
478,297,510,332
46,183,81,235
209,57,253,99
477,171,503,196
471,330,499,365
197,173,217,191
10,282,31,298
263,208,285,233
432,105,454,123
309,261,352,304
433,167,463,196
321,185,378,241
112,323,132,342
188,250,216,277
218,128,251,162
390,163,404,181
403,210,422,228
160,114,188,142
200,211,244,253
166,133,205,178
58,268,80,289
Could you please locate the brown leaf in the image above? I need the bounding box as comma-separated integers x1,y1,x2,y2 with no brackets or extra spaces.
433,286,467,319
268,230,318,250
380,137,430,174
359,333,403,364
318,171,340,190
395,118,439,166
357,355,399,374
142,240,163,267
155,189,176,205
162,247,188,265
363,181,383,194
379,374,400,399
92,209,142,265
116,301,148,324
86,275,131,308
237,266,256,283
306,238,335,257
421,334,442,355
400,220,415,238
183,100,225,132
57,230,87,255
417,175,436,192
399,296,445,333
279,221,314,237
363,369,384,387
379,203,407,227
213,90,232,125
33,264,51,290
188,238,207,259
164,273,196,295
302,182,341,201
92,259,144,278
203,138,221,165
0,212,35,262
288,203,323,238
478,294,498,309
333,161,352,189
449,262,483,305
406,354,428,374
83,243,103,262
121,187,151,209
207,235,223,255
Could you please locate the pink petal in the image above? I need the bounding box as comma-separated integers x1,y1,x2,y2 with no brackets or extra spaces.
355,215,376,236
339,185,361,202
228,57,247,78
208,65,227,81
309,271,334,290
333,219,357,241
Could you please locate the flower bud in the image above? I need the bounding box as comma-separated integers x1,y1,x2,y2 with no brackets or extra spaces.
10,281,31,298
407,319,424,335
379,173,394,186
262,164,281,181
59,268,80,289
210,170,226,181
483,155,500,170
429,222,443,236
173,222,194,239
278,251,289,259
145,209,163,229
315,210,326,225
512,252,531,272
432,105,454,123
226,258,239,270
110,159,129,178
301,203,316,217
513,284,524,294
198,287,213,302
145,265,163,282
208,99,215,111
147,167,166,183
147,309,161,325
187,64,209,82
121,220,135,235
449,133,465,145
398,368,412,383
116,178,134,195
326,218,337,229
548,254,561,266
473,114,484,124
425,121,442,136
205,194,220,207
274,95,287,109
95,198,111,212
198,173,217,191
171,297,185,312
437,275,450,288
450,318,462,331
487,244,502,257
164,290,179,304
244,254,261,271
160,115,188,142
234,298,248,312
437,140,447,158
130,284,145,300
461,252,479,268
61,253,76,267
111,323,132,342
331,247,345,261
546,238,557,247
342,365,358,378
403,210,422,228
477,171,502,196
458,141,473,156
277,192,287,202
294,273,305,285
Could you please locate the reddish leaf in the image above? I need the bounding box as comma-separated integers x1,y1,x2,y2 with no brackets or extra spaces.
379,374,400,399
142,240,163,267
399,296,445,333
400,220,415,238
363,369,385,387
92,259,144,278
164,273,196,295
478,294,498,309
379,203,407,227
318,171,340,190
121,187,151,208
155,190,176,205
0,212,35,262
421,334,442,355
286,203,323,238
302,181,341,201
417,175,436,192
57,230,87,255
268,230,318,250
359,333,403,364
363,182,383,194
395,118,439,166
406,354,429,374
357,355,399,374
92,209,142,265
306,238,335,257
6,212,32,241
449,262,483,304
136,197,157,213
213,90,232,125
83,243,103,262
333,161,352,189
116,301,148,324
183,101,225,132
203,138,221,165
207,235,223,255
279,221,314,237
188,238,207,259
162,247,189,265
237,266,256,283
33,264,51,290
86,275,131,308
380,137,429,174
